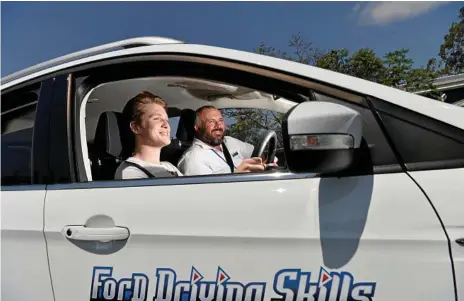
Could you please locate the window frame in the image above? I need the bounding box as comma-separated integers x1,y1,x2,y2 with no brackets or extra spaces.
0,78,55,189
70,59,314,184
45,53,413,190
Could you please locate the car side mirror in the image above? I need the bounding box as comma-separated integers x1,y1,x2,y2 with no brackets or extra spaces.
282,101,362,174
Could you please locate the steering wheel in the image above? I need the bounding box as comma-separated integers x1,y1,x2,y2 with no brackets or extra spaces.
251,130,278,165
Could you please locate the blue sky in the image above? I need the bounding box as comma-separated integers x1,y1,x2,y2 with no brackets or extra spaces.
1,1,461,77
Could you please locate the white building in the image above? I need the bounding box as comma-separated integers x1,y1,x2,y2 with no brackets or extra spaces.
415,73,464,106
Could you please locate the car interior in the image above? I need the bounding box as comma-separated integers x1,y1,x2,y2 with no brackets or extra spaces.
1,84,41,185
80,76,298,181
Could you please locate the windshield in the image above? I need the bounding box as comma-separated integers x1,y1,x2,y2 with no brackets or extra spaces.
452,99,464,107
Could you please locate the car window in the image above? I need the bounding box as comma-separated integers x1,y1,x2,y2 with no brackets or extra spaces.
379,111,464,169
368,96,464,171
67,57,396,184
220,107,286,166
168,116,180,139
442,86,464,104
77,75,295,181
451,99,464,107
220,108,284,148
1,83,41,186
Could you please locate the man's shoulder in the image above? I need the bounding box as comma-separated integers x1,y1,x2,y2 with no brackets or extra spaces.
178,143,208,165
114,160,146,179
182,143,206,156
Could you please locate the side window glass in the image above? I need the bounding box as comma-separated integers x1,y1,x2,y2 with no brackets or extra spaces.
168,116,180,139
166,116,181,147
220,108,286,165
314,93,399,168
1,83,41,186
220,108,284,147
379,112,464,167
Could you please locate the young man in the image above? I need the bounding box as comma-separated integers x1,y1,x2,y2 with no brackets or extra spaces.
114,91,182,179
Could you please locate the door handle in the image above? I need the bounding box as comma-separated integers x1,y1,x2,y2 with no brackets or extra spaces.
456,238,464,246
63,226,130,241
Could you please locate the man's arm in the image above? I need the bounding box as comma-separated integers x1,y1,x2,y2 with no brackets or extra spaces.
226,136,278,164
241,140,255,159
225,136,254,159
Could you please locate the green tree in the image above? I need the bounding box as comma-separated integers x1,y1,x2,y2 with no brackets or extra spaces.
348,48,386,83
439,7,464,75
381,49,441,98
226,12,460,144
222,108,285,147
315,49,351,74
382,49,413,87
407,58,443,99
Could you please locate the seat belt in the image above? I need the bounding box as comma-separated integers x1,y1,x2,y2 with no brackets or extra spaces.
123,161,156,178
221,142,235,173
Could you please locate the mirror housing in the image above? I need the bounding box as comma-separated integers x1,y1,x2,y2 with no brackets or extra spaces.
282,101,362,174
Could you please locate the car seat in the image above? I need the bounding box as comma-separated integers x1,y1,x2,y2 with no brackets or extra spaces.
91,111,131,181
160,108,196,164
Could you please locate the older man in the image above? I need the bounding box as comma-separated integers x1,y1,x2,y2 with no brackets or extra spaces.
177,105,274,176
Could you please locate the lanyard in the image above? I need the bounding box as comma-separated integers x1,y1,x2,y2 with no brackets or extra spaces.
210,149,236,169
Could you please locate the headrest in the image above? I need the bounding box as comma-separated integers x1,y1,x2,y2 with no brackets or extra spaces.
93,111,125,158
176,109,196,142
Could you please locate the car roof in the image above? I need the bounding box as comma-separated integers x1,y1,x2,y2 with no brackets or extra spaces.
2,36,463,130
1,36,185,86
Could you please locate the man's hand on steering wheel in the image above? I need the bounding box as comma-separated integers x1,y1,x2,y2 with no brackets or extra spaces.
235,157,266,173
261,155,278,169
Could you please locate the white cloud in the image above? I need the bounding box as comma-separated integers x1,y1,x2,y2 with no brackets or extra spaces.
352,2,362,13
353,1,449,26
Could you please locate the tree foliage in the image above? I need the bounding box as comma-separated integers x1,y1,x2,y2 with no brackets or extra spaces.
222,108,284,147
439,7,464,75
349,48,386,83
315,49,351,74
225,6,462,146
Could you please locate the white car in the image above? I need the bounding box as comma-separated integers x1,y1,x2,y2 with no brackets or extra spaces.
453,99,464,107
1,37,464,301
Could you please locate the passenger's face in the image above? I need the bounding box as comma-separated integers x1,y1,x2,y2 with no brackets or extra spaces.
131,103,171,148
195,108,225,146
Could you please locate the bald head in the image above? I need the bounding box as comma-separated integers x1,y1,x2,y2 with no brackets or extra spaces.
195,105,218,126
194,106,225,146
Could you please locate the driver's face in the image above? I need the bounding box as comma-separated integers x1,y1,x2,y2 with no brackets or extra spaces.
195,108,225,146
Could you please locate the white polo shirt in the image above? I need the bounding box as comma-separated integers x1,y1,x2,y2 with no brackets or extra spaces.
177,136,254,176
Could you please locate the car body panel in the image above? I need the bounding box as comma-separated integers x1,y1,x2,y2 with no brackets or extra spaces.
0,188,55,301
43,172,454,301
409,168,464,301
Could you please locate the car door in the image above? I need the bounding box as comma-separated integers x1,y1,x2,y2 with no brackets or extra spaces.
1,79,55,301
42,56,455,301
369,98,464,301
44,173,457,301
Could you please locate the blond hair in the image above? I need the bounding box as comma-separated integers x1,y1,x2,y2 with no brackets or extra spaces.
123,91,167,124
